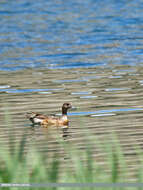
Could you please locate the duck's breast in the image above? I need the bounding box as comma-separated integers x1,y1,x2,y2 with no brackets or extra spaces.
59,115,69,125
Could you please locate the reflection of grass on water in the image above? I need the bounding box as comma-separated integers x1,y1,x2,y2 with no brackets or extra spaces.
1,114,143,190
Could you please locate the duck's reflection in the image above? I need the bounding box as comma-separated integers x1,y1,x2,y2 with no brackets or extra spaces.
62,126,71,139
29,123,71,140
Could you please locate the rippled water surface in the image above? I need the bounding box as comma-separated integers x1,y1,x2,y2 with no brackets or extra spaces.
1,0,143,181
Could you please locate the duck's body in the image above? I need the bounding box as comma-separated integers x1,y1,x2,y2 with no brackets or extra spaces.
41,115,69,126
26,103,72,127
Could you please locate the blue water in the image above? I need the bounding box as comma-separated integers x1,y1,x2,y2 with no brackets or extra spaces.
1,0,143,71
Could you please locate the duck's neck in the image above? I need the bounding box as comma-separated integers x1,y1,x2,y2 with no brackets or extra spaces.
62,107,67,115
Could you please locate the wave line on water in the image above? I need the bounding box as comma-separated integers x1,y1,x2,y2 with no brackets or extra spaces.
68,107,143,116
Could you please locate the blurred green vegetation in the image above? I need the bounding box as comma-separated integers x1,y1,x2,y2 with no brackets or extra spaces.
0,113,143,190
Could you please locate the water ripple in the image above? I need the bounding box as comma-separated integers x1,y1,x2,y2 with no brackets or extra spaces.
0,88,63,93
55,78,88,83
69,107,143,116
105,88,130,92
80,95,97,99
71,92,92,95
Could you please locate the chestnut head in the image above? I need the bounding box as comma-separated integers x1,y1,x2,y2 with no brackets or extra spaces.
62,103,72,110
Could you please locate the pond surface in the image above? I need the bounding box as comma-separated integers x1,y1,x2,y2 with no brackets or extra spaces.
1,0,143,181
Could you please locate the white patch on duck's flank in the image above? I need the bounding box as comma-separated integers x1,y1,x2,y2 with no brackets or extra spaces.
60,115,68,121
33,118,43,124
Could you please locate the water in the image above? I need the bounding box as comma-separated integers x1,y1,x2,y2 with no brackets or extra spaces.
1,0,143,181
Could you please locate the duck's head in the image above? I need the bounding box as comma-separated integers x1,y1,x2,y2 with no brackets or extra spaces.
62,103,72,114
62,102,72,109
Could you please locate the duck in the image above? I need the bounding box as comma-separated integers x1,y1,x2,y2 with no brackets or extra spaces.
26,103,72,127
